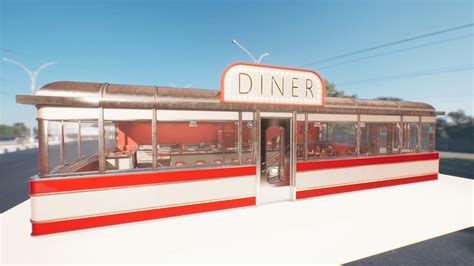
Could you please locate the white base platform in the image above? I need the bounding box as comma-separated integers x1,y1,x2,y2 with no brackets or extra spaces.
1,174,472,264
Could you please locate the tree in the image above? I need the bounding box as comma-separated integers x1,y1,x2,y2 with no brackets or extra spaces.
0,125,15,135
325,80,357,98
445,110,473,140
447,110,471,125
0,123,29,137
376,96,403,101
13,122,29,136
436,118,449,139
435,110,473,153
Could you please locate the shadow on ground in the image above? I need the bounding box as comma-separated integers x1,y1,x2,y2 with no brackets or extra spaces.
439,158,474,180
347,227,474,266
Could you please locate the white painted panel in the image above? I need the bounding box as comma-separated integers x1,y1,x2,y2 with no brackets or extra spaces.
242,112,254,121
260,112,293,118
259,186,291,204
38,107,98,120
403,116,420,122
360,115,401,122
296,160,438,189
104,109,152,120
31,175,256,222
308,113,358,122
157,110,238,121
297,114,305,121
421,116,436,123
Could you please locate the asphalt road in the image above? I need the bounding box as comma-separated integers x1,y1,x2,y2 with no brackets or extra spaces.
0,148,38,213
0,141,97,213
347,227,474,266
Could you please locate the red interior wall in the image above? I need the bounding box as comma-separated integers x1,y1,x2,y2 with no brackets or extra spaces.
118,122,152,149
117,122,239,148
157,122,224,145
297,121,305,142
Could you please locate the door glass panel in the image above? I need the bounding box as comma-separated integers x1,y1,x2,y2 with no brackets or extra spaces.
265,127,284,184
378,126,388,154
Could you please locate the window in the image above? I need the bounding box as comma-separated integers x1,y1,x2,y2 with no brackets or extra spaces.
47,121,62,172
104,122,117,152
157,121,239,168
403,123,418,153
296,120,305,160
104,120,152,171
242,119,255,164
63,122,79,164
45,120,100,174
421,123,435,152
307,122,357,159
360,123,400,156
79,121,99,158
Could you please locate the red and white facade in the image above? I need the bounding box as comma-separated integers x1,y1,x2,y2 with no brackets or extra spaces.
30,166,257,235
17,63,440,236
296,153,438,199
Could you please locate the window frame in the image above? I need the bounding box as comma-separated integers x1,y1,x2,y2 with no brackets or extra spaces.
358,122,402,157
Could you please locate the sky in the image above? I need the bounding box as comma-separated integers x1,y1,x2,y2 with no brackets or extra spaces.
1,0,473,128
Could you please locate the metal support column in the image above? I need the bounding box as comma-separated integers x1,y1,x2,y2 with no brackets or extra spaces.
303,112,308,161
255,110,261,206
152,108,158,170
356,114,361,156
59,121,65,166
291,111,297,201
77,121,82,158
98,83,108,173
399,117,403,154
98,107,105,173
37,118,49,176
417,116,422,153
238,112,242,165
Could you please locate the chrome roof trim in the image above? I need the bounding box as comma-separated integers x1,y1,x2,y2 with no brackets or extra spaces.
17,81,437,116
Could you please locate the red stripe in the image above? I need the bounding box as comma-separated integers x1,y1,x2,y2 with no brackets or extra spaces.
31,166,256,195
32,197,256,236
296,174,438,199
297,152,439,172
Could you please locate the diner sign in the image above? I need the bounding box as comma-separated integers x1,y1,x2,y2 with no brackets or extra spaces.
221,62,324,106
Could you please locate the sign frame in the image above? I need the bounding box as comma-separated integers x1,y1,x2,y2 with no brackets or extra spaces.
220,62,325,107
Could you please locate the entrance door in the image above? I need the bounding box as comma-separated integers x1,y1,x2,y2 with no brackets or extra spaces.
260,118,292,204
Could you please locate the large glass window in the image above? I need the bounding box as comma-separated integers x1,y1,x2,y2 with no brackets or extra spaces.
46,120,100,174
359,123,400,156
79,121,99,158
104,122,117,152
104,120,152,171
47,121,62,172
421,123,435,152
296,120,305,160
242,119,255,164
403,123,418,153
63,122,79,164
157,121,239,168
307,122,357,159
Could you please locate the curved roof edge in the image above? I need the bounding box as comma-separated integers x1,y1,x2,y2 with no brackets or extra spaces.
16,81,436,115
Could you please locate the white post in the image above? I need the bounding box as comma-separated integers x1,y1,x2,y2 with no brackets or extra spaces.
232,40,269,64
3,58,58,142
